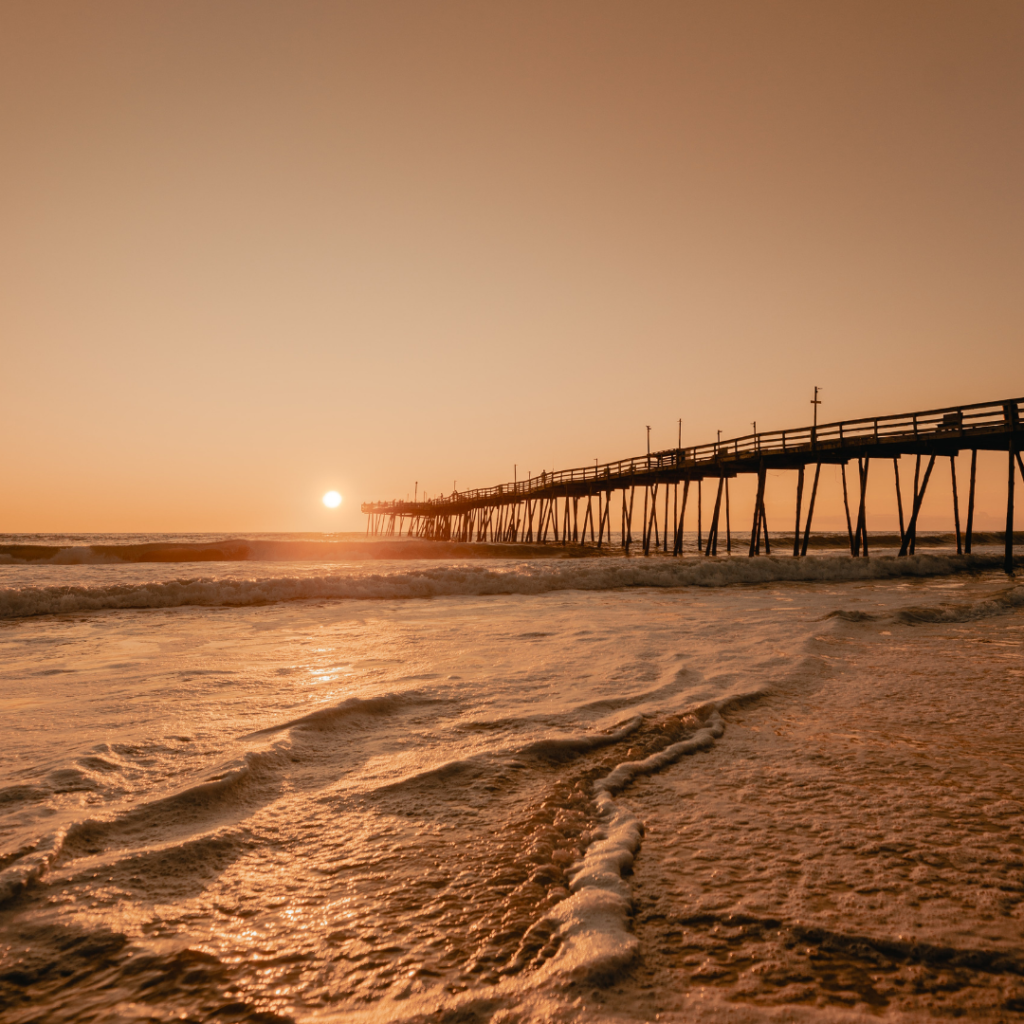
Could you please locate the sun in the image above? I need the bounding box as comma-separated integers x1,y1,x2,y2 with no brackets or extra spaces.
322,491,342,509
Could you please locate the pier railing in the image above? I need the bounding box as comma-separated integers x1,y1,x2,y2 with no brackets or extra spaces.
366,396,1020,511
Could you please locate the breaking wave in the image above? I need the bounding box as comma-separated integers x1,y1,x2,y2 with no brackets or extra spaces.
1,553,1014,619
895,584,1024,624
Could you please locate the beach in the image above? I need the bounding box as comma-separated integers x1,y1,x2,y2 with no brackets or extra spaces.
1,537,1022,1022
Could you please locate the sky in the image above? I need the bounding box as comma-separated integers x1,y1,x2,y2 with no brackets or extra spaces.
1,1,1022,534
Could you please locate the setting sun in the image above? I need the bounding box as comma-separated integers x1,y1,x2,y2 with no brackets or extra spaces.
322,491,342,508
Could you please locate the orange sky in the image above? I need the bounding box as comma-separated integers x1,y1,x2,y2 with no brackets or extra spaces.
2,1,1022,534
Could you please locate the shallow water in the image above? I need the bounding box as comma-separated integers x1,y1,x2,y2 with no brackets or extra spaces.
1,538,1022,1022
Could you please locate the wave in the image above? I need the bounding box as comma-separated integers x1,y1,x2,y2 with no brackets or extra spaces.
824,609,880,622
0,747,288,906
820,584,1024,626
895,584,1024,624
0,538,575,565
243,692,441,737
1,553,1014,619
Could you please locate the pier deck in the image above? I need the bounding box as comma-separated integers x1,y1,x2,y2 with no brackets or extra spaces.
362,397,1024,572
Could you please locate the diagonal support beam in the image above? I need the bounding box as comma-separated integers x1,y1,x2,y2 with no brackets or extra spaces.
899,454,937,556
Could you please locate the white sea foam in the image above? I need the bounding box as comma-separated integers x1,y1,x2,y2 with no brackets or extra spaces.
0,553,1011,619
540,710,727,981
0,830,67,905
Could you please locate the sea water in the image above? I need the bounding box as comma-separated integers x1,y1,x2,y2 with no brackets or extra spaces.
1,536,1022,1022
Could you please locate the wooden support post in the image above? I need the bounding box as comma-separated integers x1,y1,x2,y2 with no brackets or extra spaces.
621,489,628,551
965,450,977,554
649,483,660,553
761,501,771,554
893,458,905,547
749,464,766,557
664,484,670,553
801,463,821,556
622,485,630,557
706,477,724,556
697,480,703,550
675,479,690,555
1007,439,1016,576
899,454,936,556
725,477,731,554
793,465,805,557
673,483,678,555
911,454,921,554
950,457,962,555
841,462,855,555
641,485,650,555
858,458,870,557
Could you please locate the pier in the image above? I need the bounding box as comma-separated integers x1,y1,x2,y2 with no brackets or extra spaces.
362,397,1024,574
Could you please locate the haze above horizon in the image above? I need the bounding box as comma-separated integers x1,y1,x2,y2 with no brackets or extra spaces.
2,1,1022,532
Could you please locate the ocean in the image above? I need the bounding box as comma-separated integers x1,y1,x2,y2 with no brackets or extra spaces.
2,535,1022,1023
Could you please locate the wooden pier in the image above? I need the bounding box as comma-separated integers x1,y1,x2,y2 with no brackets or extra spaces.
362,397,1024,574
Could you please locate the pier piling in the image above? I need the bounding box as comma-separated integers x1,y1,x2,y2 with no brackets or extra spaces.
364,397,1022,574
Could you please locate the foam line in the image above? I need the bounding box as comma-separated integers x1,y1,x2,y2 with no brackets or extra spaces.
1,554,1013,619
535,711,726,982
